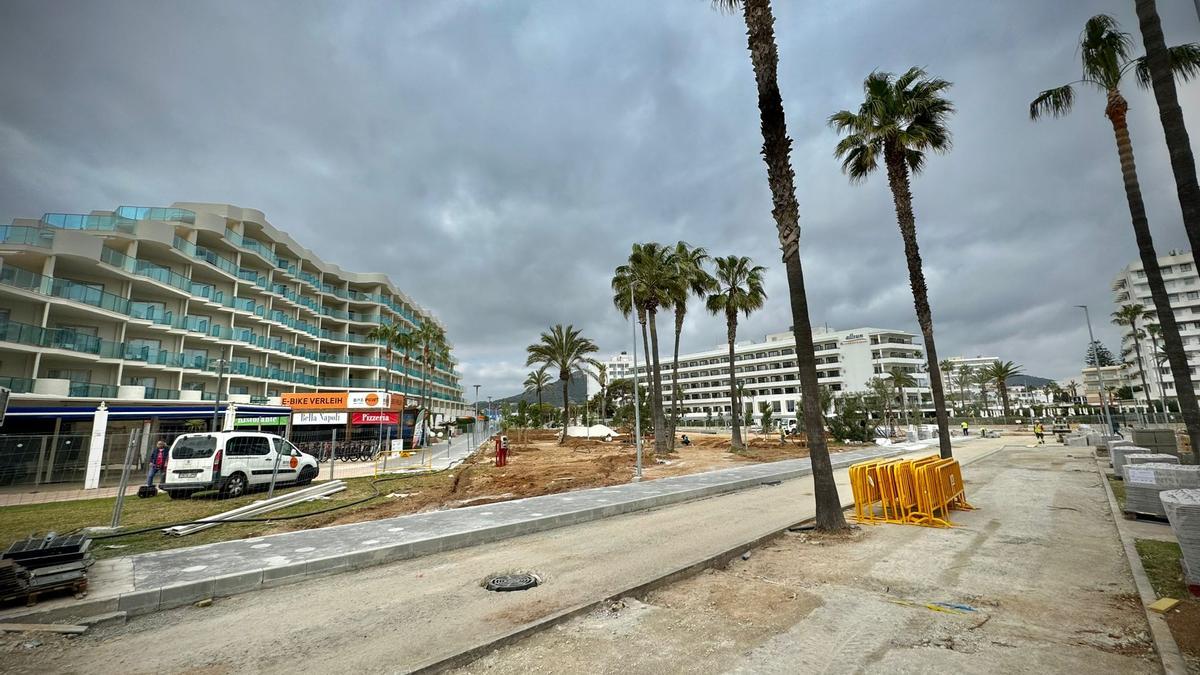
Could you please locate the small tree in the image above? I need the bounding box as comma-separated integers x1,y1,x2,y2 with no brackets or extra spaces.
743,406,754,430
827,393,874,442
1085,340,1117,367
759,401,773,433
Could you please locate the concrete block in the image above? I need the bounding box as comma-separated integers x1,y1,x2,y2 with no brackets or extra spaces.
305,555,350,577
117,589,161,616
212,570,263,597
261,562,307,588
159,580,214,609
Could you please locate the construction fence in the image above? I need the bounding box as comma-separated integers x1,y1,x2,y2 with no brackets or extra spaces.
850,454,974,528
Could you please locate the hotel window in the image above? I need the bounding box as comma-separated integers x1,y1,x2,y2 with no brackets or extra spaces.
124,375,157,388
47,368,91,383
130,300,166,320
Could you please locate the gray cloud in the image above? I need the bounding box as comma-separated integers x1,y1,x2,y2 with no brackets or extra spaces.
2,0,1199,399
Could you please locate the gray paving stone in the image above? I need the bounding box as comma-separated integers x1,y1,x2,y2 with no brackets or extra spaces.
117,589,160,616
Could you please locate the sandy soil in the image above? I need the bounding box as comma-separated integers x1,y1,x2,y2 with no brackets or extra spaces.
458,446,1160,674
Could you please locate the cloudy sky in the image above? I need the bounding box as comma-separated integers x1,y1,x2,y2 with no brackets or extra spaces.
2,0,1199,399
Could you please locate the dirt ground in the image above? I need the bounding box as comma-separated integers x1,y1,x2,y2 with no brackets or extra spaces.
285,430,857,532
458,446,1161,674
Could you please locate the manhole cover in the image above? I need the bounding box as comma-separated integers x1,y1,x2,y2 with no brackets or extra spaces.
485,573,539,592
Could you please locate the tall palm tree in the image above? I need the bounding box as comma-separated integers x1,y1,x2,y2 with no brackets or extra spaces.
393,330,420,404
525,324,599,444
706,255,766,451
715,0,845,530
829,67,955,459
981,360,1023,421
596,363,608,422
1134,0,1200,276
1112,303,1154,412
1145,320,1167,411
1031,14,1200,459
523,368,551,416
887,367,918,426
414,321,446,410
367,322,403,392
612,243,677,455
1066,380,1081,403
974,370,991,418
668,241,715,450
938,358,957,411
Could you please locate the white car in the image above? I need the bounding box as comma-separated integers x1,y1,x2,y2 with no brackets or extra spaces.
163,431,319,500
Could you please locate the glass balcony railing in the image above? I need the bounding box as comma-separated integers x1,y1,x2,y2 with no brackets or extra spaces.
41,213,136,233
225,227,274,261
69,382,119,398
298,270,319,287
143,387,181,400
0,376,34,393
173,236,239,277
116,205,195,223
0,225,56,248
0,266,135,316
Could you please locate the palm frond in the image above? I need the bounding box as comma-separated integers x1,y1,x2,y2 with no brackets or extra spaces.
1029,84,1075,120
710,0,741,14
1080,14,1133,88
1134,42,1200,89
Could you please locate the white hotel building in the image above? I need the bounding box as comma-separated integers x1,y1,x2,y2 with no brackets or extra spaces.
0,202,468,420
1111,250,1200,408
635,326,930,426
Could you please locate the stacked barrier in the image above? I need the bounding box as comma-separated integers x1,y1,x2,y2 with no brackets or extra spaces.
850,454,974,528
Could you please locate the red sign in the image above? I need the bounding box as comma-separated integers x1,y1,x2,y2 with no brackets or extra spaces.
352,411,398,425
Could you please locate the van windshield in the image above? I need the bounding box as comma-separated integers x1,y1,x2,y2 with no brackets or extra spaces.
172,436,217,459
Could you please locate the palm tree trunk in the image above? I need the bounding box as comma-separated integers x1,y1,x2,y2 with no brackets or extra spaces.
559,370,569,444
647,309,667,455
883,147,953,458
740,0,844,530
386,347,394,392
1130,330,1154,413
669,308,684,451
726,314,743,450
637,310,655,449
1108,88,1200,462
1000,384,1010,420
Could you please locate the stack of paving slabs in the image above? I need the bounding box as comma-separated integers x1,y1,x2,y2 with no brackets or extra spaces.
1111,445,1152,476
1160,489,1200,588
1126,453,1181,467
1121,463,1200,518
0,559,31,600
0,534,93,600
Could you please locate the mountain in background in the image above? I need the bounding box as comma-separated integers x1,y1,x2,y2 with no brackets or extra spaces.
1009,374,1054,388
493,377,589,407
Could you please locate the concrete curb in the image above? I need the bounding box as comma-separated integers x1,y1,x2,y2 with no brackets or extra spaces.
408,441,1010,674
1094,456,1189,675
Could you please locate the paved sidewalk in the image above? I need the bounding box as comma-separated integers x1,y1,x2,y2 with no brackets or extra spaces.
1,437,971,624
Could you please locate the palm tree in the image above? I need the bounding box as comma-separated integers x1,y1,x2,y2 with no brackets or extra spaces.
1031,13,1200,459
1145,320,1167,411
981,360,1023,421
393,330,420,404
887,367,918,426
412,321,444,409
938,358,957,411
1066,380,1081,403
714,0,846,531
706,255,766,451
367,322,403,392
1112,304,1154,412
668,241,715,450
523,368,551,420
596,363,608,422
974,370,991,418
1134,0,1200,274
525,324,599,444
829,67,955,460
612,243,677,455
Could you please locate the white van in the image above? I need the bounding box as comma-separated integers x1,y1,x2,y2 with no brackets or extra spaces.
163,432,320,500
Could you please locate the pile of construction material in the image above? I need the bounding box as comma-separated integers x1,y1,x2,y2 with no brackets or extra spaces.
0,534,93,605
1161,489,1200,593
1131,429,1181,460
1122,464,1200,518
1111,445,1151,477
163,481,346,536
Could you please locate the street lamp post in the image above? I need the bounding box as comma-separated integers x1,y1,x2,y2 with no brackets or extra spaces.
210,346,231,432
1077,305,1115,436
473,384,481,418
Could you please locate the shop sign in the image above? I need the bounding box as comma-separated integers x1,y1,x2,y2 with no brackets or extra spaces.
352,411,398,425
281,392,348,410
234,415,289,427
293,412,348,426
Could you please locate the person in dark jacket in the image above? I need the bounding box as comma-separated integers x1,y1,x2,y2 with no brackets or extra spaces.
146,440,169,487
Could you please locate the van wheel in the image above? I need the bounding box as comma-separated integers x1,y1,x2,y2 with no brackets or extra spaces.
297,466,316,485
220,473,248,499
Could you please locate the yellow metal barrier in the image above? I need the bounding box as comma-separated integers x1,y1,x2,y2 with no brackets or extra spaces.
850,454,974,528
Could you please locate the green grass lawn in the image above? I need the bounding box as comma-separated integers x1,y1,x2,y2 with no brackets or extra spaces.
1136,539,1188,599
1107,474,1126,510
0,472,451,560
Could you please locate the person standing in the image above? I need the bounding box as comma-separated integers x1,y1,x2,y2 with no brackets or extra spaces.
961,420,969,437
1034,421,1045,445
146,440,169,487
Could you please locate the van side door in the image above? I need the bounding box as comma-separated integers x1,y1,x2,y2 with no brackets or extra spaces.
268,437,300,482
225,436,274,485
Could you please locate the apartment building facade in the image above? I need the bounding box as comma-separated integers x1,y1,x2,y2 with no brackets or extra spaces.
1111,249,1199,408
0,202,468,421
636,326,930,426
